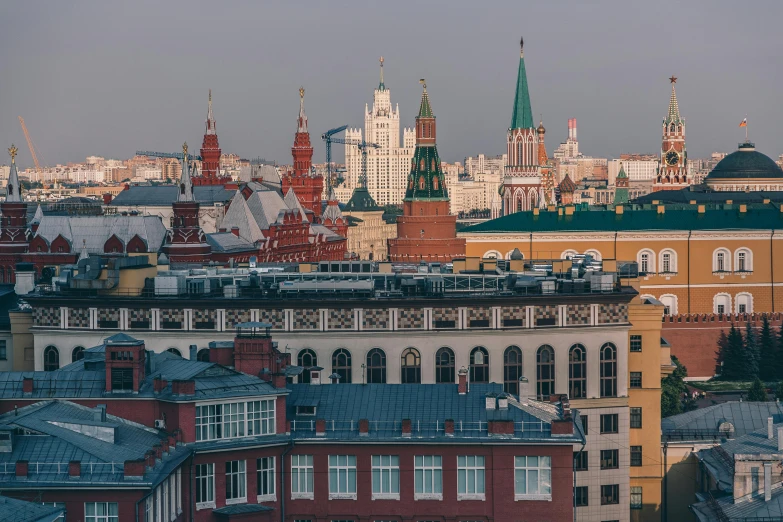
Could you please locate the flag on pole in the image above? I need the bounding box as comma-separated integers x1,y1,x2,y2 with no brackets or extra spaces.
739,118,748,127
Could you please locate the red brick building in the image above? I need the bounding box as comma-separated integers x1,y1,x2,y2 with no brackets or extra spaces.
195,90,232,186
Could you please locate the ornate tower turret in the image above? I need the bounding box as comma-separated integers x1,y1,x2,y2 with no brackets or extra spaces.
0,145,30,255
537,120,555,205
654,76,690,191
282,88,324,220
614,164,630,204
196,89,228,185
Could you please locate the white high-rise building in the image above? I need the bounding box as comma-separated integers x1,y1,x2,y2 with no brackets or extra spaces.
340,58,415,207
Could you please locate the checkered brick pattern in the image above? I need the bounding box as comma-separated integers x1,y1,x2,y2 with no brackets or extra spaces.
292,309,319,330
567,304,591,325
500,306,525,327
33,307,60,328
193,309,216,322
467,307,492,321
397,308,424,329
432,307,458,322
225,308,251,328
128,309,150,321
598,303,628,324
328,308,355,330
362,309,388,330
259,308,285,330
98,308,119,321
535,305,559,322
68,308,90,328
160,309,184,322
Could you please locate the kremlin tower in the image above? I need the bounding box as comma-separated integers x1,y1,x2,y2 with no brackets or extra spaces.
161,143,212,265
537,120,555,205
653,77,690,191
0,145,29,257
282,88,324,221
614,164,630,204
503,37,543,215
195,90,230,186
387,82,465,263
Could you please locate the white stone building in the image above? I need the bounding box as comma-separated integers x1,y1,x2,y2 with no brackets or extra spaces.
340,58,415,207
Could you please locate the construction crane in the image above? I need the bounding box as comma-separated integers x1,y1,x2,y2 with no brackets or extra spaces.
135,150,202,161
18,117,42,173
320,125,348,194
321,127,380,193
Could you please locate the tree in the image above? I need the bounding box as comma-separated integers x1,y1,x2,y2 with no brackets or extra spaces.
719,325,746,381
745,320,760,380
662,356,695,417
747,378,768,402
775,381,783,402
759,316,777,381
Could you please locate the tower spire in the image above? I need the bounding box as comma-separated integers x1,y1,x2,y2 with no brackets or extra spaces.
297,87,308,133
417,79,433,119
510,36,534,130
378,56,385,90
666,76,681,123
5,144,21,202
206,89,216,135
178,142,194,202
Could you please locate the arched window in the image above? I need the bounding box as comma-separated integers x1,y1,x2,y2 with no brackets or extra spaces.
637,249,655,274
503,346,523,395
516,198,523,213
585,249,602,261
401,348,421,384
660,250,676,273
714,293,731,315
71,346,85,363
197,348,210,362
536,345,555,400
735,248,752,272
44,346,59,372
600,343,617,398
483,250,502,260
166,348,182,357
366,348,386,384
332,349,352,383
735,293,753,314
419,160,425,170
561,250,578,260
419,176,425,190
432,176,439,190
470,347,489,383
435,347,455,383
713,248,731,273
300,348,319,378
659,294,678,315
569,344,587,399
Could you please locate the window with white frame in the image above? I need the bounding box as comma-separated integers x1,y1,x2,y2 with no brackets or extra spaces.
659,294,678,315
714,248,731,272
736,293,753,314
145,496,152,522
514,456,552,500
291,454,314,499
257,457,275,500
329,455,357,499
195,463,215,508
372,455,400,499
85,502,118,522
195,399,275,441
659,250,676,273
714,293,731,315
225,460,247,504
736,248,752,272
638,250,654,274
414,455,443,499
457,456,486,499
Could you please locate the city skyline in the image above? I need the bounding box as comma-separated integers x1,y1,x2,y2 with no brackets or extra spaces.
1,1,781,169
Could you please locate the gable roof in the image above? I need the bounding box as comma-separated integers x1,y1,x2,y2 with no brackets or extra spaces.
110,185,236,207
33,215,167,254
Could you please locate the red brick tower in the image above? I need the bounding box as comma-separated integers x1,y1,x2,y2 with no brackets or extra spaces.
162,143,212,265
537,121,555,205
0,145,29,256
195,89,228,186
654,76,690,191
282,88,324,220
387,82,465,263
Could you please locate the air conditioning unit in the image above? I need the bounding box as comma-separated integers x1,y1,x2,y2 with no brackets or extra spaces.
154,419,166,429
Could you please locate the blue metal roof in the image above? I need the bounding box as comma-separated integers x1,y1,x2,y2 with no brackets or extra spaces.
213,503,274,516
110,185,236,207
0,495,64,522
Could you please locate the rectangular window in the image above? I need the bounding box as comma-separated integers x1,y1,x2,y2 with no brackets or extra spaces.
631,446,643,467
371,455,400,499
739,304,747,313
717,304,725,314
0,340,6,360
291,455,314,499
257,457,275,500
223,402,245,438
329,455,357,499
630,372,642,388
630,486,643,509
195,463,215,507
457,456,485,499
581,415,588,434
85,502,119,522
631,407,643,428
248,400,275,435
600,414,618,434
110,368,133,391
574,486,589,507
573,451,588,471
601,484,620,505
414,455,443,500
600,449,619,470
630,335,642,352
225,460,247,503
514,456,552,500
195,399,275,441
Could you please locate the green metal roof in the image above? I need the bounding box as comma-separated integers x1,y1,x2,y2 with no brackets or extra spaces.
706,144,783,180
404,143,447,201
418,87,433,118
461,206,783,234
510,53,534,129
344,186,381,212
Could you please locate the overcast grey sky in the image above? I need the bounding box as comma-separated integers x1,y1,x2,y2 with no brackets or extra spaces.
1,0,781,168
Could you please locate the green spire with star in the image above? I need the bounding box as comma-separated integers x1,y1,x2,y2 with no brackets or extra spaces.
510,37,534,130
418,81,433,118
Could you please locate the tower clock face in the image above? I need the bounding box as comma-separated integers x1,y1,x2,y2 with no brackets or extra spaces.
665,150,679,166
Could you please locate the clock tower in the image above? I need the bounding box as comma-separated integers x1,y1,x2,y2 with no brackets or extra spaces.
653,76,690,191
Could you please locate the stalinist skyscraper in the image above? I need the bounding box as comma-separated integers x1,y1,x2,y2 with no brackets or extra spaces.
341,58,415,207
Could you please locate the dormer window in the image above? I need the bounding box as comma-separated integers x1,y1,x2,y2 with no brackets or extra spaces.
296,406,316,416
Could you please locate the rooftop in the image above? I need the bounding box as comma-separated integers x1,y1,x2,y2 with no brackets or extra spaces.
662,401,783,443
0,495,64,522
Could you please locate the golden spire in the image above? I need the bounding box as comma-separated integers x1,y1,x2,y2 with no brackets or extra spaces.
8,144,17,163
299,86,305,99
182,142,188,159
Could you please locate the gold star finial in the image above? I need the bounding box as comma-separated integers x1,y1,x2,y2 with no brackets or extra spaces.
8,144,17,163
182,142,188,158
379,56,384,66
669,76,677,84
419,78,427,90
299,86,305,99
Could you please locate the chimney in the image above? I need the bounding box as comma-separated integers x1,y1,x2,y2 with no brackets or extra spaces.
171,379,195,396
22,377,33,394
231,226,240,237
778,427,783,451
93,405,107,423
167,434,177,452
615,205,624,215
69,460,81,479
124,459,145,479
657,205,666,214
189,345,197,361
145,451,156,469
316,419,326,437
359,419,369,437
740,204,747,214
485,393,497,410
310,369,321,385
765,462,772,501
768,417,774,439
14,263,36,296
445,419,454,437
153,444,163,461
498,393,509,410
16,460,28,480
329,373,341,385
402,419,412,438
518,376,532,404
153,377,168,393
102,193,113,205
572,118,577,140
458,367,468,395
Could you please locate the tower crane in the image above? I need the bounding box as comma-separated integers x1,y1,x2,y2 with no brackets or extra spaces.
320,125,348,194
18,117,42,173
321,126,380,193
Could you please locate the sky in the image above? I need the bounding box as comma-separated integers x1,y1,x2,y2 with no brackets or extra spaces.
1,0,782,169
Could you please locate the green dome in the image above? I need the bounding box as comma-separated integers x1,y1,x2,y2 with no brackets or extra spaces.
706,143,783,180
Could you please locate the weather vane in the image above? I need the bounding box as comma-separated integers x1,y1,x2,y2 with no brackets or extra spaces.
299,86,305,99
8,144,17,163
182,142,188,157
419,78,427,89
